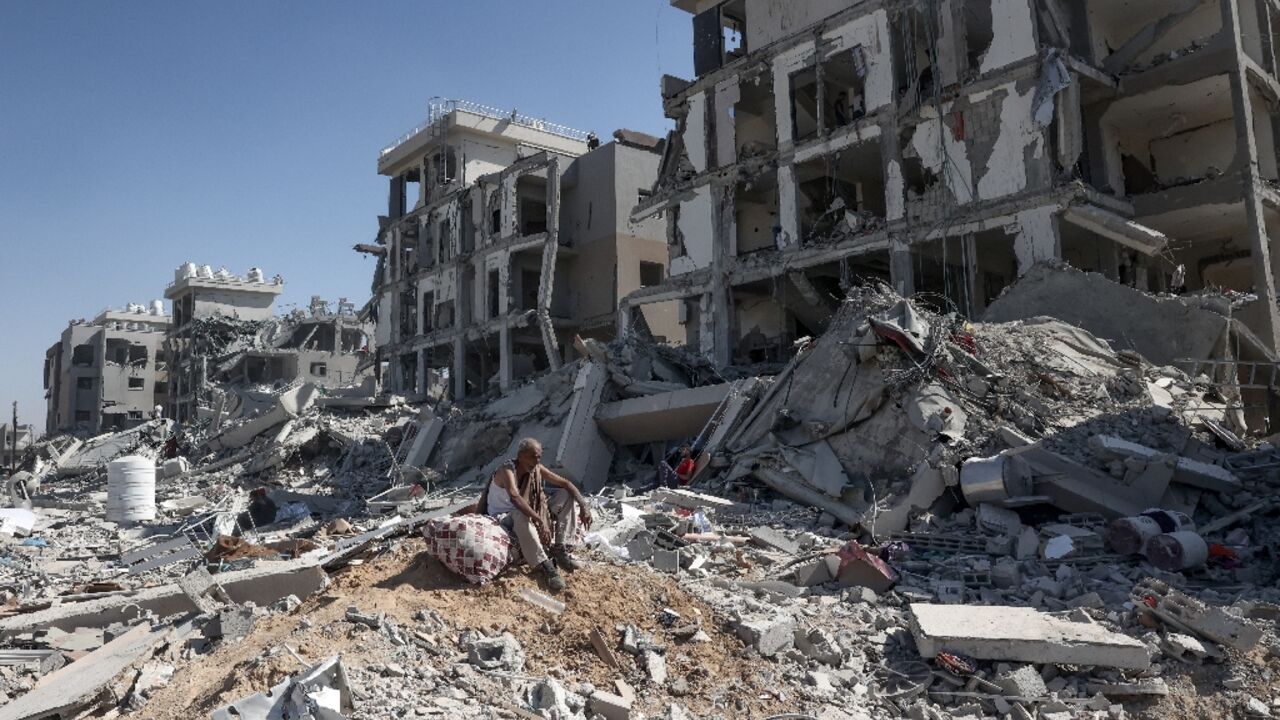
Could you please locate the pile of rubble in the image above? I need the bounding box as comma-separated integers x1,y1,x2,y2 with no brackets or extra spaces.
1,266,1278,720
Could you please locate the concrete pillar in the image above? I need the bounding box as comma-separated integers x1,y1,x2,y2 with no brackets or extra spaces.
452,336,466,400
417,159,428,209
889,241,916,297
498,326,513,391
1224,0,1280,351
536,158,563,370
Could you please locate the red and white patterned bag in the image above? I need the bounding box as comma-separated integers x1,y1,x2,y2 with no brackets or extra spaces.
422,514,519,584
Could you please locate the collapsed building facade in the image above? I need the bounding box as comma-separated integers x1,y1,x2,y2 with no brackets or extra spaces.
363,99,681,401
0,423,33,470
164,264,374,424
42,303,171,436
622,0,1280,370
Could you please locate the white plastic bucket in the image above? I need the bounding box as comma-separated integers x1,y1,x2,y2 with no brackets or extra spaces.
106,456,156,523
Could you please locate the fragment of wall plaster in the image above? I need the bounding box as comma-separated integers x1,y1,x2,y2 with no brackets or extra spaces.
911,107,974,204
886,160,906,221
979,0,1039,75
715,79,740,168
670,187,717,275
977,83,1044,201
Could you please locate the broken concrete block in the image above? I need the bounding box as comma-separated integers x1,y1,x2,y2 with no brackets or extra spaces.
1161,632,1208,663
909,603,1151,670
736,616,796,657
748,527,800,555
207,607,256,642
652,549,681,574
211,655,351,720
1089,435,1241,492
976,503,1022,535
595,382,734,445
589,690,632,720
996,665,1048,698
834,540,898,593
643,650,667,685
792,556,833,587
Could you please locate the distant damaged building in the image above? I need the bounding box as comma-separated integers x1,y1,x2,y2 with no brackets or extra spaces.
164,264,373,423
623,0,1280,366
43,303,171,436
364,99,679,401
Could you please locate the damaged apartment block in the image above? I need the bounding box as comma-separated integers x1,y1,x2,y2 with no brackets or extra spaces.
44,302,171,435
624,0,1280,376
364,99,679,401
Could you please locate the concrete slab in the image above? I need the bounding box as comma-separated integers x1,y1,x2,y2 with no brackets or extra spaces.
0,622,164,720
909,603,1151,670
595,382,735,445
555,362,614,493
1089,435,1241,492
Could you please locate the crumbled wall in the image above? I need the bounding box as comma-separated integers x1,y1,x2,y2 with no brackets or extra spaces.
1011,206,1059,274
975,82,1045,200
670,186,717,275
685,91,709,174
910,106,974,205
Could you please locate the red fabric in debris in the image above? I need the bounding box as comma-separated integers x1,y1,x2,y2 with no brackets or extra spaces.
422,514,518,584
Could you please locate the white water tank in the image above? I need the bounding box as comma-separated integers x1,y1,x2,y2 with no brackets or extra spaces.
177,262,197,282
199,264,214,279
106,456,156,523
151,300,165,316
247,267,264,283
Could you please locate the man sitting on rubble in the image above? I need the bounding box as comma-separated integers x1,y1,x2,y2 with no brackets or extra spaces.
478,438,592,591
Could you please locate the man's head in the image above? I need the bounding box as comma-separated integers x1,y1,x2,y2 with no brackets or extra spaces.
516,437,543,471
680,445,692,458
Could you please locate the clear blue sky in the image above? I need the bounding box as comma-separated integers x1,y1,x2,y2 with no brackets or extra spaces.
0,2,694,432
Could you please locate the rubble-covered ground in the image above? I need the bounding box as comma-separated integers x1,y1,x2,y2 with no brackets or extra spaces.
2,265,1279,720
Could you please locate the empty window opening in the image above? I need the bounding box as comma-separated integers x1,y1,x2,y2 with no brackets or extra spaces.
668,205,687,259
433,146,458,185
155,381,169,395
795,142,887,244
693,0,749,76
310,362,328,377
822,47,868,132
76,377,94,390
403,168,422,211
517,176,549,236
735,170,781,255
732,283,795,365
965,1,995,72
72,344,95,367
422,291,435,333
521,268,541,311
639,261,665,287
399,288,418,340
488,269,502,319
736,75,778,156
893,7,935,103
75,410,91,423
128,377,145,390
128,410,144,420
461,197,476,253
790,65,820,142
911,229,1016,318
400,352,418,394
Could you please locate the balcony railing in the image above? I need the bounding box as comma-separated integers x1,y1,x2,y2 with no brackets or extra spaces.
379,97,592,158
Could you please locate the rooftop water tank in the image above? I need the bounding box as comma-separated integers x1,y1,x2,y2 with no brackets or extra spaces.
177,262,197,282
106,456,156,523
151,300,165,316
247,267,265,283
198,265,214,279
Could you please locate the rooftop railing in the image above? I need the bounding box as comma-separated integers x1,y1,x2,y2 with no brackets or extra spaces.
379,97,592,158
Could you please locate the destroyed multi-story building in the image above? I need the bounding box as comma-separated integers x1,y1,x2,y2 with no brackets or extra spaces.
164,264,285,423
42,303,171,436
363,99,680,401
622,0,1280,366
0,423,34,469
164,265,373,422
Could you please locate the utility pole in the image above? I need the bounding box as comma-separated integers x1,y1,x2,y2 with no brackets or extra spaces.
10,402,17,476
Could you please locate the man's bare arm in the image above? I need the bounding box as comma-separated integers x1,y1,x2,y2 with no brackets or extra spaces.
539,466,584,503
